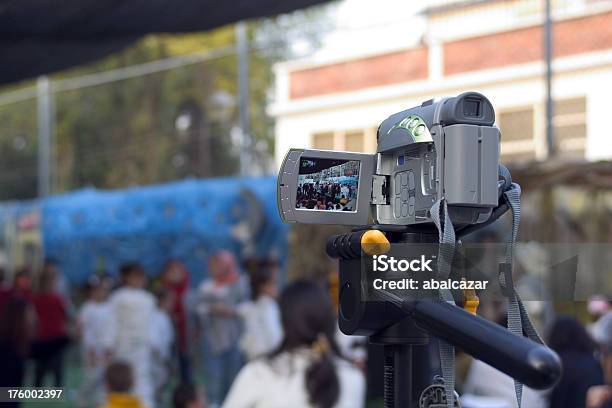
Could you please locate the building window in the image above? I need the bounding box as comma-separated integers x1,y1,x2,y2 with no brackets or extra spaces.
311,129,373,152
344,130,364,152
499,108,534,142
553,97,586,157
498,107,536,162
312,132,334,150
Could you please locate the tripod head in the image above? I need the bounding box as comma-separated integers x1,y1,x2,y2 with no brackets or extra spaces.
326,227,562,407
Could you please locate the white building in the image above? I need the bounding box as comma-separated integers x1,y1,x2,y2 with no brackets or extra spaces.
270,0,612,166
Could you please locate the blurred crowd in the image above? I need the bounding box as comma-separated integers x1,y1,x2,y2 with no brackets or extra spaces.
458,298,612,408
0,252,366,408
0,252,610,408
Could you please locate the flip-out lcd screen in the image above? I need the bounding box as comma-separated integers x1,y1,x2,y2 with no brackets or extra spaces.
296,158,360,212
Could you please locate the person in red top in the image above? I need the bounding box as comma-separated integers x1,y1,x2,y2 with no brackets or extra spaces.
31,266,70,387
0,267,35,319
161,260,192,383
0,267,10,315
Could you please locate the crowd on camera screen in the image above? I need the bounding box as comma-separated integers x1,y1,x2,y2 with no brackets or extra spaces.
296,181,357,211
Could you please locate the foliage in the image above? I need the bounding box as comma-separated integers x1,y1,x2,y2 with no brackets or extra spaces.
0,100,38,199
0,3,334,199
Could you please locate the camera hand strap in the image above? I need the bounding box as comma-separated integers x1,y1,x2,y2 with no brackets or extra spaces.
431,198,457,408
502,183,545,408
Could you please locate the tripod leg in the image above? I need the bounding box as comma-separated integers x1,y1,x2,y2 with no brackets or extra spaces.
383,344,413,408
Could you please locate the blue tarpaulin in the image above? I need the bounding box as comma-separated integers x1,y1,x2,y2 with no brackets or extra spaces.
36,176,287,284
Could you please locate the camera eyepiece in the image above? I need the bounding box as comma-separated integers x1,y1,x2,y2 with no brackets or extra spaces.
438,91,495,126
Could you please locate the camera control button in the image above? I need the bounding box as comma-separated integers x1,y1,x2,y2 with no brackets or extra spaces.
395,174,401,195
401,171,408,187
408,171,415,189
394,197,401,218
401,187,409,201
401,202,409,217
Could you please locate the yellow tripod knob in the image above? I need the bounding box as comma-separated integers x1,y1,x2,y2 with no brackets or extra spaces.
360,229,391,256
463,278,480,315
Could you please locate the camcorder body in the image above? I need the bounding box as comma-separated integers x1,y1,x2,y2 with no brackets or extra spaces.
278,92,502,337
277,92,500,228
277,93,562,403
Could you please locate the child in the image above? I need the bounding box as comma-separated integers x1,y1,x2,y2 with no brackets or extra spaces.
237,259,282,360
150,289,175,407
107,264,155,408
77,276,114,407
101,361,146,408
172,383,206,408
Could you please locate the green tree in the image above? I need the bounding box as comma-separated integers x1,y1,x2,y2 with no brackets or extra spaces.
0,3,334,199
0,99,38,200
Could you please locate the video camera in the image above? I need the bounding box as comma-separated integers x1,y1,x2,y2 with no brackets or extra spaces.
277,92,561,408
278,92,500,227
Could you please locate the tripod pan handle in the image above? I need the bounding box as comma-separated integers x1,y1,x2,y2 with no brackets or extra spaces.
409,300,562,389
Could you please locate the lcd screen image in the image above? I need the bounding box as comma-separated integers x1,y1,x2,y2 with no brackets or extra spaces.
296,158,360,212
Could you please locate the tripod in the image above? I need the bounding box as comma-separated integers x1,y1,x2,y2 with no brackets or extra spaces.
373,317,434,407
327,226,561,408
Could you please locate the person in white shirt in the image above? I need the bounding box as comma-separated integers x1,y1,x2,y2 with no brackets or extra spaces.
107,263,156,408
77,276,114,407
462,359,547,408
340,185,349,200
223,280,365,408
238,258,282,361
150,289,175,407
196,251,248,408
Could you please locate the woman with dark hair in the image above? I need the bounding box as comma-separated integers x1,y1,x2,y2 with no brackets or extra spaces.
0,297,35,407
222,280,365,408
549,315,604,408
